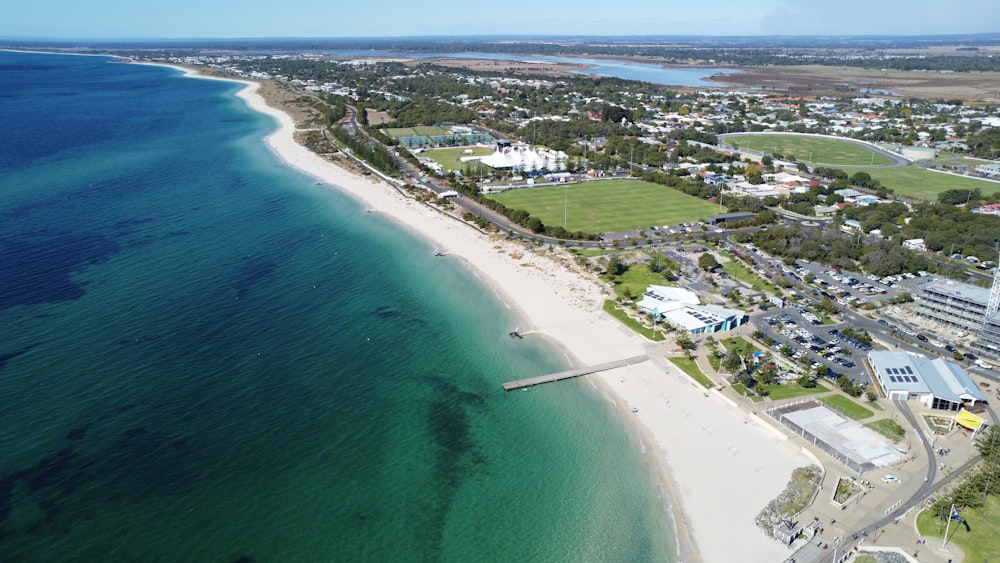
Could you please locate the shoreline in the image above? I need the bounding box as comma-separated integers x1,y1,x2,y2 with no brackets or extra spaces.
165,63,812,563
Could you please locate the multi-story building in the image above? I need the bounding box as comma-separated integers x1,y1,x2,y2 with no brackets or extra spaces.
916,278,1000,360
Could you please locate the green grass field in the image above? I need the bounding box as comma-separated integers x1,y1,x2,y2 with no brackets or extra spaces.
760,381,828,400
727,134,893,166
491,180,718,234
917,494,1000,562
418,147,495,172
413,125,451,136
608,263,672,300
863,165,1000,200
383,127,419,138
721,336,760,357
819,394,874,420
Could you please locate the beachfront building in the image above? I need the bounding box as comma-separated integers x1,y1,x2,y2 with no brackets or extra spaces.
916,277,1000,360
915,278,988,336
867,351,988,411
637,285,747,334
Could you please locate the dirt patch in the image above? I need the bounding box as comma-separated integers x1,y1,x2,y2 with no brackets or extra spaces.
707,65,1000,103
366,109,392,126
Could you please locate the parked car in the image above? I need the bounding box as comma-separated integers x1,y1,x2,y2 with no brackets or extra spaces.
881,474,900,483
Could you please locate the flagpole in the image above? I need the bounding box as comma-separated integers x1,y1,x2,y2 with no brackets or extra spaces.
942,503,954,547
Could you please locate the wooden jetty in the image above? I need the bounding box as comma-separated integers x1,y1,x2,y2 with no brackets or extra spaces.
502,355,649,391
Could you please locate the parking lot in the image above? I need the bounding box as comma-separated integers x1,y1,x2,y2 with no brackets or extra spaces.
754,307,873,385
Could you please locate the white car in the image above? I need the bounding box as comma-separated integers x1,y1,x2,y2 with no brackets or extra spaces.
881,474,900,483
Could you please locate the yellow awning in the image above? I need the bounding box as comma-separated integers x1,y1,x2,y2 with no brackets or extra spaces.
955,408,985,431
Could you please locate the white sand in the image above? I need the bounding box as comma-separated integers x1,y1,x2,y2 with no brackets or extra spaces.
168,67,817,563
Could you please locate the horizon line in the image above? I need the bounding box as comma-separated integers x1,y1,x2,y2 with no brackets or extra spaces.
3,32,1000,43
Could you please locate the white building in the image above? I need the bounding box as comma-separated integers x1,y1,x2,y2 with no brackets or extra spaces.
637,285,747,334
903,238,927,251
867,351,988,411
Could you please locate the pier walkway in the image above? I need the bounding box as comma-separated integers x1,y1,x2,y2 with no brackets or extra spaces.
502,355,649,391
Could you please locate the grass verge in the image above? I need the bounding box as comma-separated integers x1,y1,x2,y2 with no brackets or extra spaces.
602,300,666,341
669,356,714,388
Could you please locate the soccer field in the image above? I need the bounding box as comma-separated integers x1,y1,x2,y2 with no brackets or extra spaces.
866,165,1000,200
491,179,719,233
726,134,893,166
419,147,495,173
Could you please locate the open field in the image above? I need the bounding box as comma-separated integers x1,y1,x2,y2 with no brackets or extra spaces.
707,65,1000,104
491,179,718,234
418,147,495,172
726,134,893,166
864,165,1000,199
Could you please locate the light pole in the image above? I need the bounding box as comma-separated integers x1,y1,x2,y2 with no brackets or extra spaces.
564,184,568,229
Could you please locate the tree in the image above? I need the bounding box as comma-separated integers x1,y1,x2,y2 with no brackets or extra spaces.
607,256,628,277
797,373,818,388
698,253,720,272
723,352,743,375
745,163,764,185
676,333,695,350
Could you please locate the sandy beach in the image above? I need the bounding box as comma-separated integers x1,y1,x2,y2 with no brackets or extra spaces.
170,66,816,562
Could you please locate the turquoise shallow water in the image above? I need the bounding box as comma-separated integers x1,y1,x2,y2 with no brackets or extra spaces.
0,51,675,561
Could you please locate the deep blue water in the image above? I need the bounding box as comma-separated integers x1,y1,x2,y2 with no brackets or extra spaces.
0,51,675,561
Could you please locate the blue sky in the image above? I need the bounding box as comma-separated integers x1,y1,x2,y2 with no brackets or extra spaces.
3,0,998,39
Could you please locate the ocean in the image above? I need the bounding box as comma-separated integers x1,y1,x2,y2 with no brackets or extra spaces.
0,51,675,562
